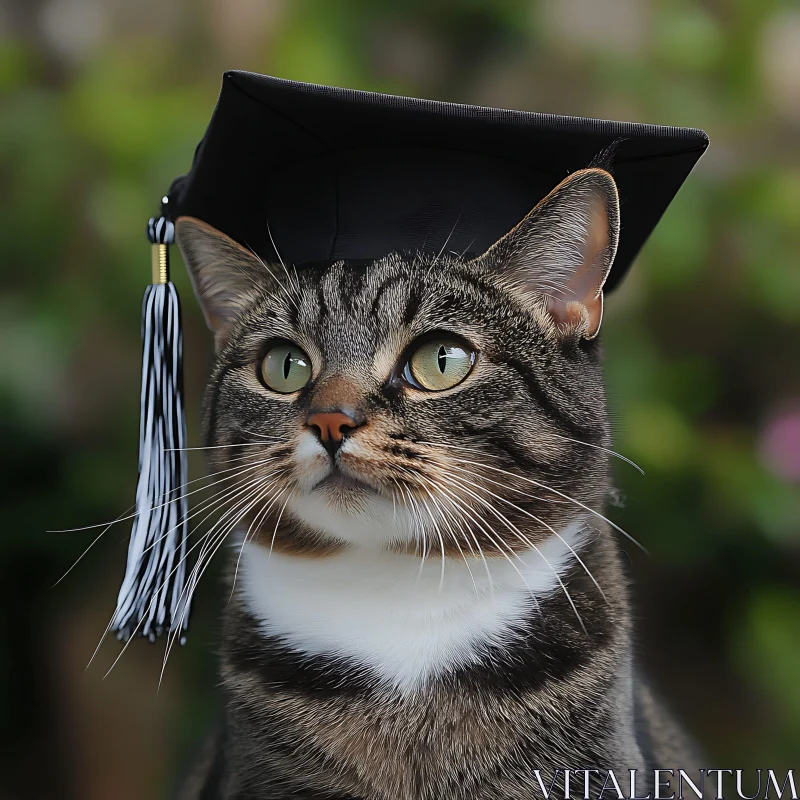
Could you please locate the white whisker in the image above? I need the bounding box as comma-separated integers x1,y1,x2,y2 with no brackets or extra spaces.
56,457,278,589
549,432,644,475
245,234,298,309
419,441,647,554
443,471,585,633
444,463,608,605
413,473,480,600
96,471,279,675
229,475,291,601
431,480,538,612
433,211,463,266
160,484,276,683
414,487,448,594
164,439,284,453
265,220,302,296
51,450,274,533
266,489,293,561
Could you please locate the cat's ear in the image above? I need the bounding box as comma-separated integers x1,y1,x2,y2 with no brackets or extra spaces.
479,168,620,339
175,216,269,336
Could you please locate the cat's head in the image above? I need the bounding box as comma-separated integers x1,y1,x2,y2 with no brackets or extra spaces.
176,168,619,557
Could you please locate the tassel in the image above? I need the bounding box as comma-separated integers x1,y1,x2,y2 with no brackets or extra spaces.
112,209,192,643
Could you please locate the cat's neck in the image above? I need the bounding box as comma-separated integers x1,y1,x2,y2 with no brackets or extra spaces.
237,517,588,693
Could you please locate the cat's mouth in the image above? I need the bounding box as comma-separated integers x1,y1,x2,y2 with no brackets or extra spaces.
312,467,375,495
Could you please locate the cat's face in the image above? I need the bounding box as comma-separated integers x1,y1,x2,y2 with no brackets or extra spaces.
177,169,619,558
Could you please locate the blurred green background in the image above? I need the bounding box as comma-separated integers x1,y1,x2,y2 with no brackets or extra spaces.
2,0,799,797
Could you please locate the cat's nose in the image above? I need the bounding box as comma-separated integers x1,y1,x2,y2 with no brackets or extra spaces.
306,410,362,455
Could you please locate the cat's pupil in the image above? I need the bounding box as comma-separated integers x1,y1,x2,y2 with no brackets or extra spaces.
437,346,447,374
283,352,292,379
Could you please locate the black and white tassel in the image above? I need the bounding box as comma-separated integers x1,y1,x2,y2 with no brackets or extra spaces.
112,209,192,643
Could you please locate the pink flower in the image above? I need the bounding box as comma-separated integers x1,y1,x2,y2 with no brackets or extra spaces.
760,409,800,482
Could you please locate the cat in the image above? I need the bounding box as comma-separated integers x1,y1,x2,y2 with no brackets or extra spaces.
174,167,700,799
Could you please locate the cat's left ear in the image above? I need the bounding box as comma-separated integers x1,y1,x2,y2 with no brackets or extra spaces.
479,168,620,339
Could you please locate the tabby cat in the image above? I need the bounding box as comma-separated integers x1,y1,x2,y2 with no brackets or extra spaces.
175,168,699,799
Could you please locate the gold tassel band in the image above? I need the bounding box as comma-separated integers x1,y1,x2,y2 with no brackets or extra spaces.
151,243,170,285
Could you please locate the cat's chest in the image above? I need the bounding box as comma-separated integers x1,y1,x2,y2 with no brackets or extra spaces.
220,523,634,799
221,676,620,800
236,521,584,693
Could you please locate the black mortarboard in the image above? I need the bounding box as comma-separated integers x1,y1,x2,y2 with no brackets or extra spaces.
114,71,708,643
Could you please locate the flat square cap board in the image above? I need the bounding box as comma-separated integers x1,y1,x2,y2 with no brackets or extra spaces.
166,70,709,292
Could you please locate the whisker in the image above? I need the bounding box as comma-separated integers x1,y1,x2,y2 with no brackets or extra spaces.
444,472,586,634
266,489,293,561
413,487,448,594
433,211,463,266
422,480,495,595
96,472,278,674
158,476,282,676
231,480,281,562
160,472,289,674
189,473,279,573
88,473,265,672
452,501,540,612
421,441,647,554
457,237,477,259
129,461,283,599
393,478,427,563
160,484,277,683
548,433,644,475
266,220,302,296
229,474,291,601
50,451,274,533
54,457,277,587
406,485,428,579
444,463,608,605
389,479,413,553
429,460,565,506
395,479,424,564
235,426,293,443
136,459,281,555
412,473,480,600
100,522,230,676
163,439,285,453
430,480,538,612
245,234,298,309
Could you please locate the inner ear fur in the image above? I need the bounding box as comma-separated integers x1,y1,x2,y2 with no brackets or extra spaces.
479,168,620,339
175,216,270,336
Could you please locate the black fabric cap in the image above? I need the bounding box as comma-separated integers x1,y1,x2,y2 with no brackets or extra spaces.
167,71,708,292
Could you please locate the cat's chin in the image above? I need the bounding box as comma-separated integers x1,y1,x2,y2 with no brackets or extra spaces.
313,469,375,497
286,476,415,549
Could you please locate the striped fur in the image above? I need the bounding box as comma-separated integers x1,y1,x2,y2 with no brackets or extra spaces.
174,170,700,799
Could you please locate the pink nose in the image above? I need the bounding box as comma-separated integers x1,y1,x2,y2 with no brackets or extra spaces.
307,411,359,444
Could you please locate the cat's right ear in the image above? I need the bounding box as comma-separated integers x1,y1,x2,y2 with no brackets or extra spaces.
175,216,269,337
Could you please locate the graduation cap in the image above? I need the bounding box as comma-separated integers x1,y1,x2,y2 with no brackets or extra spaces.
113,71,708,642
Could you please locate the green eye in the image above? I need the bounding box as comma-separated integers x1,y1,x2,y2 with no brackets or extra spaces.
406,338,475,391
261,343,312,393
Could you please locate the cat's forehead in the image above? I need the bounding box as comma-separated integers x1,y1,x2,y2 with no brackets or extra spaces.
287,255,473,352
299,258,409,324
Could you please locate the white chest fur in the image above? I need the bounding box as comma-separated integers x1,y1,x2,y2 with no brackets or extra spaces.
239,520,587,693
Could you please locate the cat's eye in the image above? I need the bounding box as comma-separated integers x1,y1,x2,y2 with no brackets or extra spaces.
260,343,312,393
404,338,475,391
